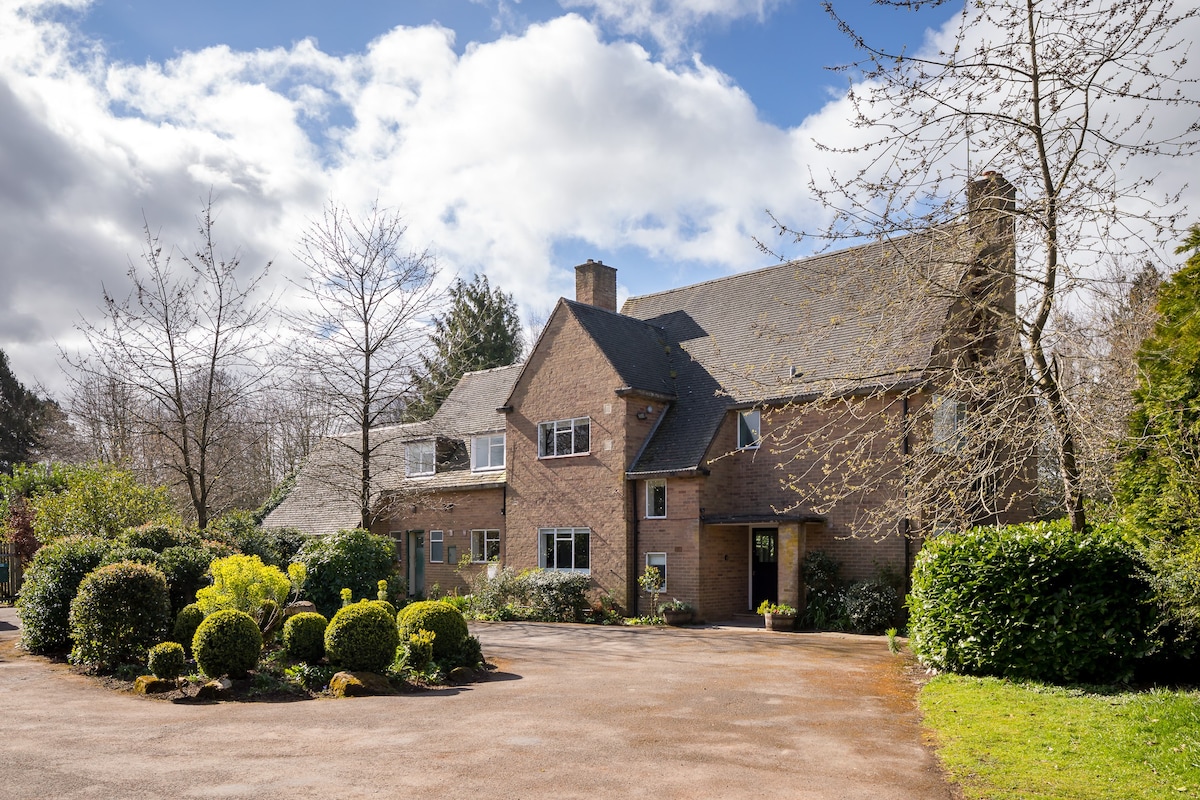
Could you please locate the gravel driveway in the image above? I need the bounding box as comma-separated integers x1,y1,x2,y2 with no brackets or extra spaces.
0,607,955,799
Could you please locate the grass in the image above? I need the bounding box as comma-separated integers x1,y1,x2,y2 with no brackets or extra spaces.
921,675,1200,799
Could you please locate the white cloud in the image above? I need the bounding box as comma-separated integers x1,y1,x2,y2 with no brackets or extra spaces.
561,0,781,60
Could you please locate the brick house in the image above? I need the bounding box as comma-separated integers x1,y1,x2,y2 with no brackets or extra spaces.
268,174,1033,621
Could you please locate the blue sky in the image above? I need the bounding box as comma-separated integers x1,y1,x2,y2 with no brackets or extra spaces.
1,0,1195,397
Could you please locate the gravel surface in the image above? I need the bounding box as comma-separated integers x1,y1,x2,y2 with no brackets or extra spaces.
0,606,956,799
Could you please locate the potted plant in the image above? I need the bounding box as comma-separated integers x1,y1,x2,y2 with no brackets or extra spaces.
757,600,797,632
658,599,694,626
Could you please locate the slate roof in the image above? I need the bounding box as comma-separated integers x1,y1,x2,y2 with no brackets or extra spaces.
263,364,521,535
562,300,675,398
620,225,972,475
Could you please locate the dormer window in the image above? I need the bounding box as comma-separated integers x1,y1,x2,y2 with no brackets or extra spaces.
472,433,506,471
406,440,435,476
737,410,761,450
538,417,590,458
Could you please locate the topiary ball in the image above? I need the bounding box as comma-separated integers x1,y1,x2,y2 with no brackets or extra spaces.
282,612,329,663
396,600,469,663
173,603,206,657
324,601,400,673
192,609,262,678
68,561,172,670
148,641,186,680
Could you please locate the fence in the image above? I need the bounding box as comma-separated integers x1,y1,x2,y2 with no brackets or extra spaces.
0,541,23,601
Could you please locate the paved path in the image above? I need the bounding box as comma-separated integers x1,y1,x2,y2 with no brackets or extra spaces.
0,607,956,799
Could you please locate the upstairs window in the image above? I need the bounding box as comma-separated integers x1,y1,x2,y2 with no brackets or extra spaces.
646,479,666,519
737,410,761,450
471,529,501,562
932,396,966,453
406,440,435,476
538,417,590,458
472,433,506,471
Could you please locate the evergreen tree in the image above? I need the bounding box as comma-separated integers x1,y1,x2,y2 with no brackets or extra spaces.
1117,224,1200,631
409,275,522,421
0,350,47,474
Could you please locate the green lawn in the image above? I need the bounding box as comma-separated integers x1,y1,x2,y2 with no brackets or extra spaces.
921,675,1200,799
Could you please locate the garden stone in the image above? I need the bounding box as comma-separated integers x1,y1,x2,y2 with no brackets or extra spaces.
449,666,474,683
330,671,391,697
196,677,232,700
284,601,317,617
134,675,174,695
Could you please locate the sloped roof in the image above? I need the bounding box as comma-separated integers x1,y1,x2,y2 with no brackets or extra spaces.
263,364,521,535
562,300,675,398
621,226,971,474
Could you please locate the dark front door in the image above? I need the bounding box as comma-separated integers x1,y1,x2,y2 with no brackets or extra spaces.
751,528,778,610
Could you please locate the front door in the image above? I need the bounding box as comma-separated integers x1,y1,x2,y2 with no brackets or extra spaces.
751,528,778,610
407,530,425,597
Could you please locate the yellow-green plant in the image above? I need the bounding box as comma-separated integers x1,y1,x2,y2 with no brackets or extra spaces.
195,554,289,619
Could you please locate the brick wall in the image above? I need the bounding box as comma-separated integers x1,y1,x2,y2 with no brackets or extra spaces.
634,476,701,616
504,305,637,605
379,486,506,596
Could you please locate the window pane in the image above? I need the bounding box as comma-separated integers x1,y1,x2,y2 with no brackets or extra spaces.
574,531,589,570
556,536,573,570
647,553,666,590
574,420,590,453
541,532,555,568
471,530,483,561
486,531,500,561
539,424,550,457
490,436,505,466
430,531,444,563
648,480,666,517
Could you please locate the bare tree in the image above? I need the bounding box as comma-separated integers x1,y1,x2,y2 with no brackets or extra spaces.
289,201,440,529
766,0,1198,533
66,199,274,528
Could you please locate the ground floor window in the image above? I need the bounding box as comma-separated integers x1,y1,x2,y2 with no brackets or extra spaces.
539,527,590,572
472,529,501,562
430,530,444,563
645,552,667,592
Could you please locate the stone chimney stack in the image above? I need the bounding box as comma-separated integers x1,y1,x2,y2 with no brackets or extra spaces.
575,259,618,313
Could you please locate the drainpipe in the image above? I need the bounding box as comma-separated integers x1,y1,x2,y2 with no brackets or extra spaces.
628,477,640,615
901,395,913,590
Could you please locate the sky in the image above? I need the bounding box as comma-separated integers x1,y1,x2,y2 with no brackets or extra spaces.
1,0,1197,399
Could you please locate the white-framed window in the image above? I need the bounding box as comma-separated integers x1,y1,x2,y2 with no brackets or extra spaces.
645,552,667,592
406,440,436,476
646,479,666,519
472,433,506,471
932,395,966,453
471,529,501,562
429,530,444,563
538,417,590,458
538,527,590,572
737,410,761,449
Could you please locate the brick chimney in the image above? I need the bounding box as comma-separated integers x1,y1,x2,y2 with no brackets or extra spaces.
575,259,618,312
966,171,1018,355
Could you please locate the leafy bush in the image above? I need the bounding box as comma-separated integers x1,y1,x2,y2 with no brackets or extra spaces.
908,521,1158,683
68,561,172,670
295,529,398,617
192,609,262,678
397,600,469,663
324,601,400,673
121,523,199,552
282,612,328,663
148,641,186,680
28,463,175,542
466,567,589,623
404,629,436,671
208,511,306,569
16,535,112,653
100,546,159,567
173,603,206,657
194,554,290,617
801,551,848,630
844,581,899,634
158,545,216,613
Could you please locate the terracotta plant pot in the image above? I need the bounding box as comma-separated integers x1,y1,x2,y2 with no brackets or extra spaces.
763,612,796,632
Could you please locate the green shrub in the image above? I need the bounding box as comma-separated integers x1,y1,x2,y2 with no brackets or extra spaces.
845,581,900,634
16,535,112,653
68,561,172,670
522,570,590,622
405,629,436,671
801,550,848,630
908,521,1158,683
282,612,328,662
147,641,186,680
158,545,215,613
195,554,290,617
121,523,198,552
99,546,159,567
192,609,263,678
173,603,206,657
324,601,400,673
295,529,398,617
28,463,175,542
208,511,306,569
397,600,469,663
